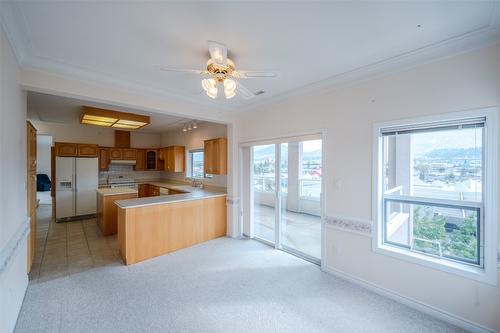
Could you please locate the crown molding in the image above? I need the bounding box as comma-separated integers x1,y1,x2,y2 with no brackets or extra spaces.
240,23,500,113
3,1,500,114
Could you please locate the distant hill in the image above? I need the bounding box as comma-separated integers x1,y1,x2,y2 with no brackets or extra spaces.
416,147,481,160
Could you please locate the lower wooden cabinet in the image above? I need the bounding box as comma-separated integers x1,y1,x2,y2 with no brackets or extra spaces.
97,192,138,236
138,184,150,198
149,185,160,196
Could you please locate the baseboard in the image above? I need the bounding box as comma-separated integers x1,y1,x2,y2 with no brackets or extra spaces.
322,265,497,333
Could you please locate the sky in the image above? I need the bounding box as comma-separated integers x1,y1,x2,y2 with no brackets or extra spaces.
411,128,482,154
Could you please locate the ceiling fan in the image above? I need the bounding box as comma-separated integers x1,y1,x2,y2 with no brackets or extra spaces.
160,41,277,100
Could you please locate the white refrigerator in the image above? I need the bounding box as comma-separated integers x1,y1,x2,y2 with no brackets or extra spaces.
56,157,98,220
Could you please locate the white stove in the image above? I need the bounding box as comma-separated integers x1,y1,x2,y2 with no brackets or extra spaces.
106,174,137,189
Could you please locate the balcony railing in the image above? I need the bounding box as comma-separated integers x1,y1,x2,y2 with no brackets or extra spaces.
253,175,321,199
383,193,482,266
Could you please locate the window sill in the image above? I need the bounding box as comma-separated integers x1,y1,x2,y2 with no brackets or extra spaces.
373,243,497,285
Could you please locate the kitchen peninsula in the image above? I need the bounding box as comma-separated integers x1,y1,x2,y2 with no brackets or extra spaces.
113,182,227,265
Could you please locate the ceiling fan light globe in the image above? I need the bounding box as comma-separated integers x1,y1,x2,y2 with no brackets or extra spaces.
223,78,236,93
206,86,218,99
201,78,216,92
224,90,236,99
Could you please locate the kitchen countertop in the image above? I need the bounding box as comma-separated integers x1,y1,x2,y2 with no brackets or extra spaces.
96,187,138,196
113,181,227,209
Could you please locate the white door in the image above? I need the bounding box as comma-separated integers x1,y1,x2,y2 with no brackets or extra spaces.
56,157,75,218
75,157,98,216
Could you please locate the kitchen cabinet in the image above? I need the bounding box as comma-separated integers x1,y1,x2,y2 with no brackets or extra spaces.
145,149,158,170
77,144,98,157
204,138,227,175
55,142,98,157
138,184,150,198
55,142,78,156
97,192,138,236
163,146,185,173
99,148,110,171
122,148,137,160
149,185,160,196
109,148,137,160
109,148,122,159
135,149,146,171
26,121,37,272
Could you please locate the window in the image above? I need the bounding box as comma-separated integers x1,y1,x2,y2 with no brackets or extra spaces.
373,109,497,284
189,149,205,179
299,140,322,199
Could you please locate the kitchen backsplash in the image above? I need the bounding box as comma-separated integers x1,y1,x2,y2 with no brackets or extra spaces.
99,164,161,184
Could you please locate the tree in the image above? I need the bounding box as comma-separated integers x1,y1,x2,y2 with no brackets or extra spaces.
413,206,445,241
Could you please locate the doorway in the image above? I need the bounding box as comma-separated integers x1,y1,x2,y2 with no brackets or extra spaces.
248,136,323,263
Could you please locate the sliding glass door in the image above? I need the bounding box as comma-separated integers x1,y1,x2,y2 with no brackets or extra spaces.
252,144,276,243
251,138,322,262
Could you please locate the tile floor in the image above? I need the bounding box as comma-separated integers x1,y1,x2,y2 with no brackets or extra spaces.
29,204,121,284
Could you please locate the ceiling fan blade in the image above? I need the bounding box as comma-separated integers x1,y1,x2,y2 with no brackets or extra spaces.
236,81,255,100
208,41,227,67
233,70,278,79
160,67,206,75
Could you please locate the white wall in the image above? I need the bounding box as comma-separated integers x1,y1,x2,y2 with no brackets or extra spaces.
36,135,52,177
237,43,500,331
160,122,227,187
31,121,161,148
0,25,28,333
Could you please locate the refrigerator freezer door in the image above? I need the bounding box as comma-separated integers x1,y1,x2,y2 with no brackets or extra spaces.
75,157,98,216
56,157,75,218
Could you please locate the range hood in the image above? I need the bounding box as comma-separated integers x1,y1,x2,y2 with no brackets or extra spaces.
110,159,136,165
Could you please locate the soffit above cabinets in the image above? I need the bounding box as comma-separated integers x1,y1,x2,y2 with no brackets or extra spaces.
3,1,500,112
26,91,202,133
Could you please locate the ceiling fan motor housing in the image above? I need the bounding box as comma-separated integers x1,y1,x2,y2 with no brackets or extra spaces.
206,58,235,82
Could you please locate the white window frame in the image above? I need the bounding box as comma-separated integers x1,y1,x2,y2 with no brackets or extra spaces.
372,108,498,285
187,149,209,180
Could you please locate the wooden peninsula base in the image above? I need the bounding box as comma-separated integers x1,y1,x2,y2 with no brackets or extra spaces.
117,196,227,265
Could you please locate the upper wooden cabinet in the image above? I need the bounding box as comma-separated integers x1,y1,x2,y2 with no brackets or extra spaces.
99,148,110,171
55,142,98,157
122,149,137,160
55,142,78,157
163,146,185,173
77,144,98,157
204,138,227,175
145,149,158,170
115,130,130,148
135,149,146,171
109,148,122,159
109,148,137,160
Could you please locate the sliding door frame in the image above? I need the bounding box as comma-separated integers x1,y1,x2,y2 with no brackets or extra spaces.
240,129,327,265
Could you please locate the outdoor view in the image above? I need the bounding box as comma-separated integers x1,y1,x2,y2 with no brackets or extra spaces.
191,151,204,178
252,140,322,259
253,140,322,199
384,126,482,264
